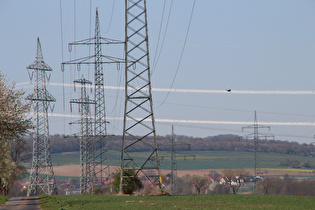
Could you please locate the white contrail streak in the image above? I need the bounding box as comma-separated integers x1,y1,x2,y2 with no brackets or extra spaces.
17,82,315,95
43,112,315,126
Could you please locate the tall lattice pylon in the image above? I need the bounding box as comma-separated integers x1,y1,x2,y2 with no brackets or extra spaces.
120,0,162,193
62,8,124,190
69,76,95,194
27,38,56,196
242,111,274,192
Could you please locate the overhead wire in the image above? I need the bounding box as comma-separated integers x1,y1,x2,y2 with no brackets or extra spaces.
156,0,197,108
59,0,66,135
59,0,65,110
103,0,115,34
88,0,92,81
152,0,167,69
73,0,77,79
152,0,174,75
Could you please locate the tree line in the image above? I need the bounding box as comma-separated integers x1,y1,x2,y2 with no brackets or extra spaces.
24,134,315,157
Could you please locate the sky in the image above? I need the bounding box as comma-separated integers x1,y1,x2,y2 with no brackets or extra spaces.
1,0,315,144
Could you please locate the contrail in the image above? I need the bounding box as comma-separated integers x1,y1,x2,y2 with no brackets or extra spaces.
43,112,315,126
17,82,315,95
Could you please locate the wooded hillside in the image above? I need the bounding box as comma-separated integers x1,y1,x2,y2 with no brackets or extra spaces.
25,134,315,157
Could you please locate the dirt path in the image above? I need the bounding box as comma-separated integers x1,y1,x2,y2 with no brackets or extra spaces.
0,196,40,210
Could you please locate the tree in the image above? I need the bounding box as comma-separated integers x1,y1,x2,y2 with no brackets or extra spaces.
0,73,32,195
222,169,246,194
112,169,143,194
256,177,276,194
188,175,210,195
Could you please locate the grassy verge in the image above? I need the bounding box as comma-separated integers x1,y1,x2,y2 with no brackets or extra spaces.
0,196,10,206
39,194,315,210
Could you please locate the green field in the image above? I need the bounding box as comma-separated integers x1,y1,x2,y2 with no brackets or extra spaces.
51,150,315,171
38,194,315,210
0,196,10,206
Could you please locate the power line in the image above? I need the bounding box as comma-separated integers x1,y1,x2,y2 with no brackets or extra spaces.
59,0,66,135
156,0,196,108
152,0,167,68
152,0,174,74
103,0,115,34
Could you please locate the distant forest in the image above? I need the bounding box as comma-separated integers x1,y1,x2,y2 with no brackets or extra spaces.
25,134,315,157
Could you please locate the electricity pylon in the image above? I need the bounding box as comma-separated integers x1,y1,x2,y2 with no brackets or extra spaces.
62,8,124,190
242,111,274,192
161,126,195,195
120,0,162,192
69,76,95,194
27,38,56,196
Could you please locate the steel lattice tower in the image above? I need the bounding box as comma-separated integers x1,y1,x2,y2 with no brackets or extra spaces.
70,77,95,194
62,8,124,190
170,126,177,195
27,38,56,196
160,126,195,195
120,0,162,192
242,111,274,192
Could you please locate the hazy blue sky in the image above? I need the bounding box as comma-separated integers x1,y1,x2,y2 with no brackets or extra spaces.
1,0,315,143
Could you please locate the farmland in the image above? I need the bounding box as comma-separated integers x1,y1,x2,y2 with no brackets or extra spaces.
48,150,315,179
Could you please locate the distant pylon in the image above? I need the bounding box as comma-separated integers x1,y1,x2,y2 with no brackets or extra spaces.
170,126,177,195
120,0,162,192
69,76,95,194
27,38,56,196
160,126,195,195
242,111,274,192
62,8,124,190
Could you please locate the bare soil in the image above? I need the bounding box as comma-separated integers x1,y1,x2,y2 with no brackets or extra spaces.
49,165,311,178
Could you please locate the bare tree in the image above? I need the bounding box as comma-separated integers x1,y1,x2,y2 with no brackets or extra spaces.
256,177,276,194
188,175,210,195
222,169,246,194
0,73,32,195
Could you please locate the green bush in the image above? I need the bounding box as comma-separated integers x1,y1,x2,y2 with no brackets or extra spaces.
112,169,143,194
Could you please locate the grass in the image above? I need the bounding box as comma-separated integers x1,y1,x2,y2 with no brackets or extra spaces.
0,196,10,206
38,194,315,210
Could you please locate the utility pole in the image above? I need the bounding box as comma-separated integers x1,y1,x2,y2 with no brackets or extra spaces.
120,0,162,192
62,8,124,191
27,38,56,196
242,111,274,193
69,76,95,194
